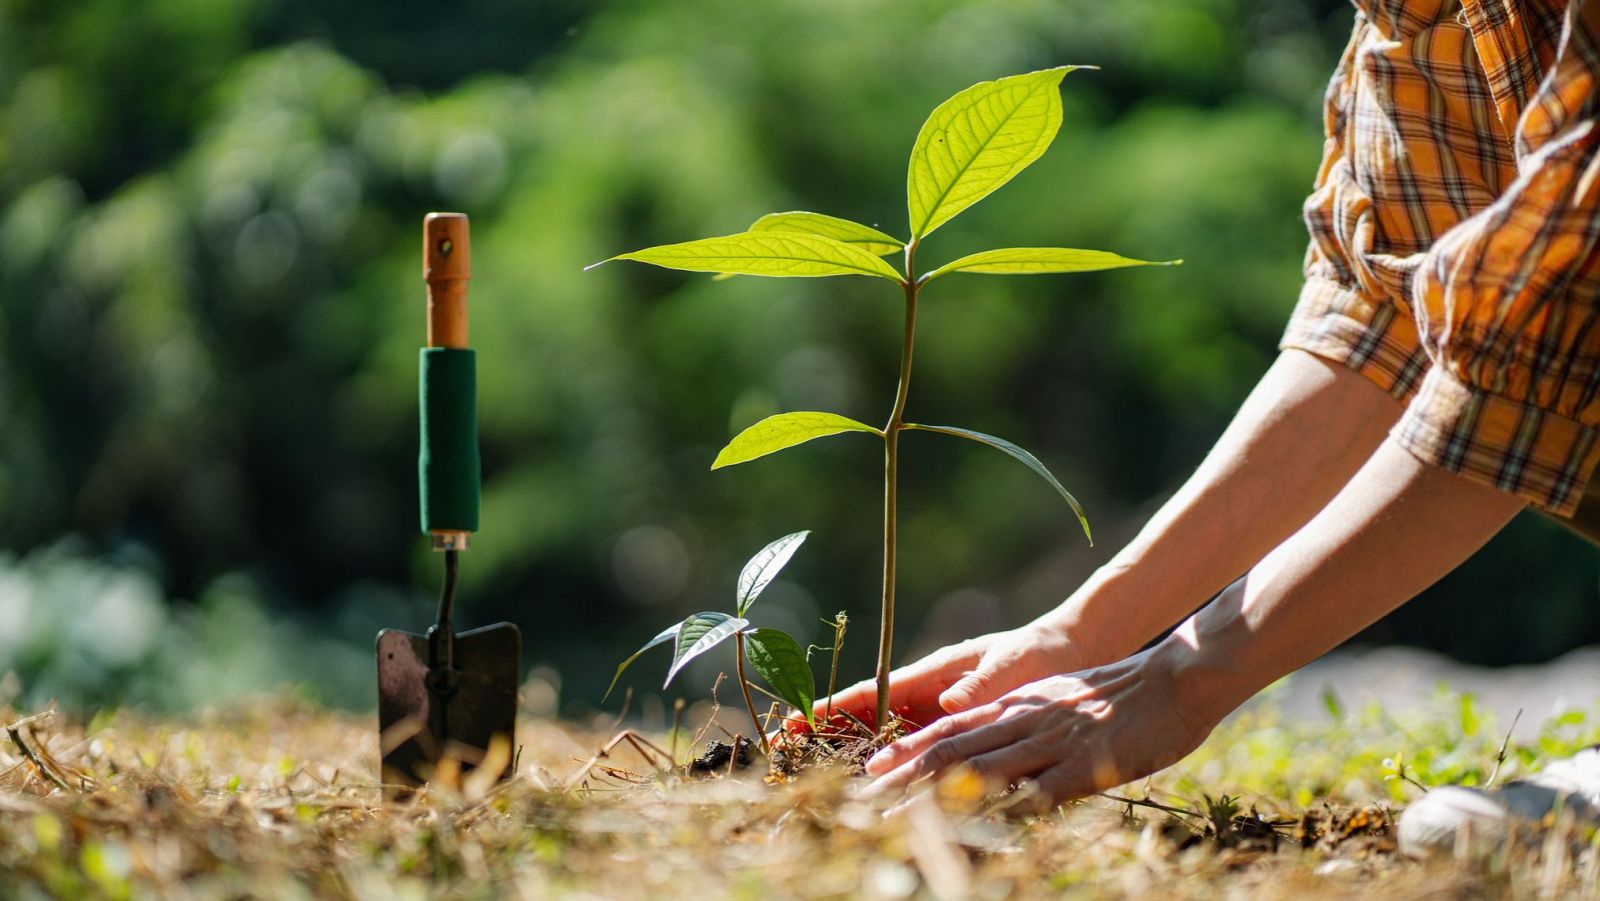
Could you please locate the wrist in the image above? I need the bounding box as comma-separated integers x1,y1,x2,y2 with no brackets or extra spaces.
1146,607,1262,731
994,621,1086,680
1032,559,1143,667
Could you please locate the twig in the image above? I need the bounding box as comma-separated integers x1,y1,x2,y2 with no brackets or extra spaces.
607,688,634,732
824,612,847,723
1485,708,1524,789
563,731,639,792
670,699,685,767
834,708,874,736
592,764,651,785
2,711,56,732
690,674,726,751
732,635,771,754
620,732,675,770
744,680,790,710
6,722,71,793
1098,792,1204,821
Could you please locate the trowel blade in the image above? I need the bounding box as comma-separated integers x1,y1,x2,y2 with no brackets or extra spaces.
376,622,521,792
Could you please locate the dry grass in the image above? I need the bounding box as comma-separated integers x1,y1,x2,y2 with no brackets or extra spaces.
2,683,1598,899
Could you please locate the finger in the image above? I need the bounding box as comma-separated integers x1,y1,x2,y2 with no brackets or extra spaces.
866,705,1018,780
1027,748,1125,811
962,736,1060,793
814,643,978,725
865,714,1033,794
938,659,1003,713
864,703,1002,776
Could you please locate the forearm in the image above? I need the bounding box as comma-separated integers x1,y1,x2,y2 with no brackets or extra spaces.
1163,438,1525,722
1036,349,1403,662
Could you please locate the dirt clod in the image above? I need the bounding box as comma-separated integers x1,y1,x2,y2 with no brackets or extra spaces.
689,739,753,776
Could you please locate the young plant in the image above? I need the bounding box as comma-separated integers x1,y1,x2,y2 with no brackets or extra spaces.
606,531,817,753
592,68,1178,733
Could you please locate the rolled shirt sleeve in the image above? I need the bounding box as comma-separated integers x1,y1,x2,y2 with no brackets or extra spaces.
1399,1,1600,516
1281,12,1439,406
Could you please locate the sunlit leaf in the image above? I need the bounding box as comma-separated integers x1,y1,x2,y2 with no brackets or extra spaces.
712,215,902,282
750,212,903,257
712,412,881,470
588,232,902,281
923,247,1180,283
605,622,680,701
743,628,816,728
736,531,810,616
906,67,1091,240
906,423,1092,544
665,612,748,688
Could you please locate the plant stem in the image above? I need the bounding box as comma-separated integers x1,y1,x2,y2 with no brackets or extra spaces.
825,612,846,724
876,241,920,734
732,631,770,754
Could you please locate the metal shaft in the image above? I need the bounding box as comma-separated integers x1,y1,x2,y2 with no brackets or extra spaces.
432,549,459,671
425,549,461,742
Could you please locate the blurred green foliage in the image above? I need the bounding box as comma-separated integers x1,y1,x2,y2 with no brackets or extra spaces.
0,0,1594,710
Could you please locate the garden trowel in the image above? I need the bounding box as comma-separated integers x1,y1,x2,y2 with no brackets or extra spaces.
377,212,520,793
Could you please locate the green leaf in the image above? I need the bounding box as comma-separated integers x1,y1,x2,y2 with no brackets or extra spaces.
588,232,902,281
743,628,816,728
712,412,881,470
923,247,1180,283
666,612,748,688
906,67,1091,240
906,423,1092,544
605,622,681,701
736,531,810,616
750,212,904,257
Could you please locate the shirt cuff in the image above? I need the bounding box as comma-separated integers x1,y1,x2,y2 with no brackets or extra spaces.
1393,366,1600,517
1279,277,1431,404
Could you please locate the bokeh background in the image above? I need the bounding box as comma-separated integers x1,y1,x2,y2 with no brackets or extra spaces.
2,0,1596,718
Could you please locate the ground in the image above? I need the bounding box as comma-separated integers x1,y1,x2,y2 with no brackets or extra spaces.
2,675,1599,899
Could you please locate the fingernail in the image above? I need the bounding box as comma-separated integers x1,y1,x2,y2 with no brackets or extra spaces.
865,751,891,775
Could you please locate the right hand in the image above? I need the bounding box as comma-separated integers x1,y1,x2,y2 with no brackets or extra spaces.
810,624,1090,732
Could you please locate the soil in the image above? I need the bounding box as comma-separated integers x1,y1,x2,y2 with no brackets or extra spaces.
688,737,753,775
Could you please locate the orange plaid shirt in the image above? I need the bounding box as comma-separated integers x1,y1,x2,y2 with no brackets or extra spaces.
1282,0,1600,517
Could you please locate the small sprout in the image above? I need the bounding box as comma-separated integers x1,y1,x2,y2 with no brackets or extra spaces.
607,532,820,752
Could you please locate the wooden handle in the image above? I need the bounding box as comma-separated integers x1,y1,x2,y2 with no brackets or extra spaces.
424,212,473,550
424,213,470,348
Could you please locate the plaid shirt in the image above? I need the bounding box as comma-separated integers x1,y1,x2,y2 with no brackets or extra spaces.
1281,0,1600,519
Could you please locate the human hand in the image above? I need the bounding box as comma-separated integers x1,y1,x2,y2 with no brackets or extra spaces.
861,648,1214,808
812,624,1090,732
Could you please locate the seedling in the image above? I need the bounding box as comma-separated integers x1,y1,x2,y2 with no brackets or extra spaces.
592,68,1178,733
607,531,817,753
820,611,847,724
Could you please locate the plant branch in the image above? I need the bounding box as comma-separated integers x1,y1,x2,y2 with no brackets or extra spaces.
1485,708,1523,789
1098,792,1204,821
743,679,789,710
6,715,72,793
825,612,846,723
876,240,920,733
733,632,770,754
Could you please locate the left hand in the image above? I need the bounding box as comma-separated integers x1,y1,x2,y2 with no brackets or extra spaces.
861,647,1215,808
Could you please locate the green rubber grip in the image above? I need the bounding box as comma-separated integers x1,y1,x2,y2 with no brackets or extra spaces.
419,348,480,533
